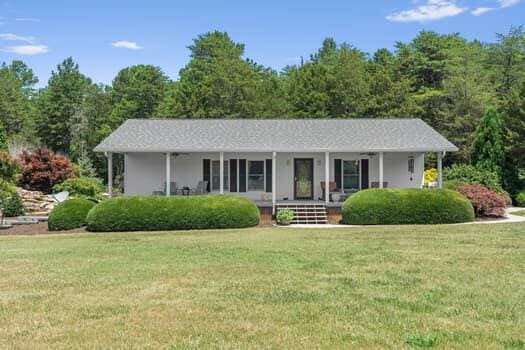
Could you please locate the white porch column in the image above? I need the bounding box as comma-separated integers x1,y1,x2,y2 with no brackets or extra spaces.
165,152,171,196
379,152,384,189
325,151,330,204
106,152,113,198
272,152,277,215
437,151,443,189
219,152,224,194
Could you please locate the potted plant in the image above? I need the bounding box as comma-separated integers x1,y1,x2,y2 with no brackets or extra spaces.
276,208,294,225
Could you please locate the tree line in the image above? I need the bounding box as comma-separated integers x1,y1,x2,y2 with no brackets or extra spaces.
1,27,524,193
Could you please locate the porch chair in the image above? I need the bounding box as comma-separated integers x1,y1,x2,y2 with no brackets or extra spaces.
163,181,178,196
320,181,338,201
190,180,208,195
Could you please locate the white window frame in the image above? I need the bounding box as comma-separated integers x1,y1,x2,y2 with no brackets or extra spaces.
211,160,229,192
247,160,265,191
342,159,361,193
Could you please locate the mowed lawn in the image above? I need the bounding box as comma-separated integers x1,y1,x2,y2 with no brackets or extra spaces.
1,224,525,349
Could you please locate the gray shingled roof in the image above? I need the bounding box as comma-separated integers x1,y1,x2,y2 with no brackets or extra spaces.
94,119,458,153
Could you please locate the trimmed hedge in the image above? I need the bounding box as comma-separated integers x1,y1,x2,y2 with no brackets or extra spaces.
48,198,96,231
86,195,260,232
342,189,474,225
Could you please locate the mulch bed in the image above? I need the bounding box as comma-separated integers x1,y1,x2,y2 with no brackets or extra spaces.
0,222,87,236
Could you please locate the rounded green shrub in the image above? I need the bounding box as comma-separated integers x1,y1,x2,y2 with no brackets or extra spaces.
53,177,104,199
342,189,475,225
443,164,502,192
3,191,25,217
516,191,525,207
48,198,96,231
86,195,260,232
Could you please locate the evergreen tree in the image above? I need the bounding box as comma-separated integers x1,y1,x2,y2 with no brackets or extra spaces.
110,65,168,121
0,66,35,141
37,57,91,154
471,107,505,177
0,123,8,152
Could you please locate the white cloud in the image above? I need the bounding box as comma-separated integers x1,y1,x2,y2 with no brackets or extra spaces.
471,7,494,15
2,44,48,55
470,0,520,16
111,40,143,50
0,32,35,42
386,0,467,22
499,0,520,7
14,17,40,22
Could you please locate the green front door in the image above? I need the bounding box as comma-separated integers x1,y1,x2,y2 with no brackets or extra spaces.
294,159,314,200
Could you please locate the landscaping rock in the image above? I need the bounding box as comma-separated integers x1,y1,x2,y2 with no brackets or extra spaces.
15,187,56,216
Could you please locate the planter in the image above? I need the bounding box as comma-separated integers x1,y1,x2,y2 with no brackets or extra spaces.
278,220,291,226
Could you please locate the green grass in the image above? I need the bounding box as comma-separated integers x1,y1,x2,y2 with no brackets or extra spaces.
1,224,525,349
512,210,525,217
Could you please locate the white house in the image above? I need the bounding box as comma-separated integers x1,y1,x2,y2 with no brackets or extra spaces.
94,119,457,221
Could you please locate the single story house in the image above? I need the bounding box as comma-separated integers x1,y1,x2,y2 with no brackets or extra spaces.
94,119,457,223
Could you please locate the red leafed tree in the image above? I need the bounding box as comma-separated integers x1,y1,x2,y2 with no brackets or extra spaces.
457,184,507,218
18,148,75,194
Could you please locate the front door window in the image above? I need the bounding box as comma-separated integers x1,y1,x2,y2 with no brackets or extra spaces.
294,159,313,199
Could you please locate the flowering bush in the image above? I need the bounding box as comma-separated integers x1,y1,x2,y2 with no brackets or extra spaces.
457,184,507,218
18,148,75,194
424,168,438,186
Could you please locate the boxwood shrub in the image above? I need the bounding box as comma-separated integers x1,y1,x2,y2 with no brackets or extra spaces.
48,198,96,231
86,195,260,232
341,189,474,225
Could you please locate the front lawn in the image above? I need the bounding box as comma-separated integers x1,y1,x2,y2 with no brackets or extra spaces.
1,224,524,349
512,210,525,217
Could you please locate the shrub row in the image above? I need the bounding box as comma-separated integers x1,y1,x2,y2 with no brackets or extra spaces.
86,195,260,232
342,189,474,225
48,198,96,231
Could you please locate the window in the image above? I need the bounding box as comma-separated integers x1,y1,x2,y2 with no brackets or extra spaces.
343,160,360,192
248,160,264,191
211,160,229,191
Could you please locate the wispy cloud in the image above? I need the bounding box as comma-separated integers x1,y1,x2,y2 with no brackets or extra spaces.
0,32,48,55
499,0,520,7
0,33,35,43
1,44,48,55
14,17,40,22
471,7,494,15
111,40,143,50
386,0,467,22
471,0,520,16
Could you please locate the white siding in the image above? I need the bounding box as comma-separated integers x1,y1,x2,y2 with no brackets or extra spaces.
124,151,425,198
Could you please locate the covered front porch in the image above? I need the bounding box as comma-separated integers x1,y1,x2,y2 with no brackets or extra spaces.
105,150,446,214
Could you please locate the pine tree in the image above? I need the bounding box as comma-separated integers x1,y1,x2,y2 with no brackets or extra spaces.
471,107,505,177
0,123,8,152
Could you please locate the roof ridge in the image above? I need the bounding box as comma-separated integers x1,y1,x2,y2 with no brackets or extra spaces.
126,118,422,121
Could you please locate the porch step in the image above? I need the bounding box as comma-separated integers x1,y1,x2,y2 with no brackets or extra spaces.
276,203,328,224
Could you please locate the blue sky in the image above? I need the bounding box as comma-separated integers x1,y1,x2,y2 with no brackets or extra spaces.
0,0,522,87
